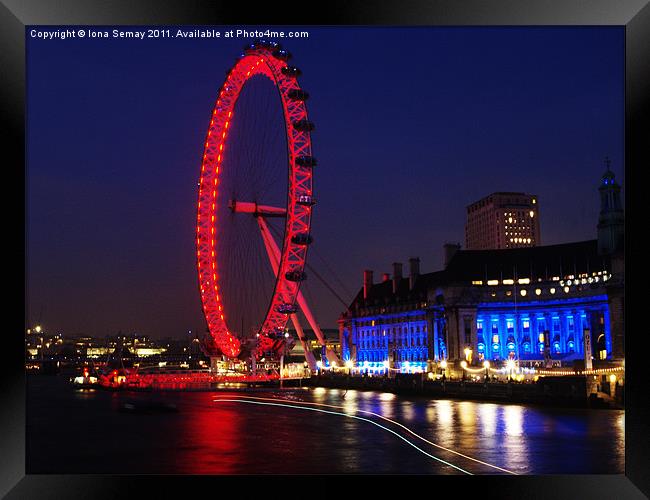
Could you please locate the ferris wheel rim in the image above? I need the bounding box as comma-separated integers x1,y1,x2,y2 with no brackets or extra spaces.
196,42,315,359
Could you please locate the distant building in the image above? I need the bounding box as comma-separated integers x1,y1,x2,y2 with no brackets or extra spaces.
286,328,341,364
340,163,623,372
465,192,540,250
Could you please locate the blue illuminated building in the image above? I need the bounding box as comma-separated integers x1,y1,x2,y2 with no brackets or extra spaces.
339,164,624,372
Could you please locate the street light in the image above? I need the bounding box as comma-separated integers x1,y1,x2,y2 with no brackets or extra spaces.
506,359,516,381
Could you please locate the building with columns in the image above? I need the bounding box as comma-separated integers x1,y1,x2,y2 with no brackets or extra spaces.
339,162,624,372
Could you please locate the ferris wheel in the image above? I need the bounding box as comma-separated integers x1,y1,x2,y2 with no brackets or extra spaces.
196,41,336,368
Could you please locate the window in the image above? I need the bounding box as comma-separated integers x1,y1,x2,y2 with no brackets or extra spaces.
464,318,472,345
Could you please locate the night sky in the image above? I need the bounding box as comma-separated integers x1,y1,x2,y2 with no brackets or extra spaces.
27,26,624,339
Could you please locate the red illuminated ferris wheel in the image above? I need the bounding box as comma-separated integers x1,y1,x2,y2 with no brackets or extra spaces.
196,41,330,365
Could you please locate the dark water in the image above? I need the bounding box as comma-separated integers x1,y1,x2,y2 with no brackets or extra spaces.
27,376,624,475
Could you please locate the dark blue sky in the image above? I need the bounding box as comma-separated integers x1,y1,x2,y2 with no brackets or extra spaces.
27,26,624,338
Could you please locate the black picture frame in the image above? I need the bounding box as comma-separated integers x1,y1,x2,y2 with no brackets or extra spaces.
4,0,648,497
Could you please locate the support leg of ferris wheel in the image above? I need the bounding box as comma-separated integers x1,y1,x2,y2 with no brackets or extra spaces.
256,215,340,368
256,216,317,370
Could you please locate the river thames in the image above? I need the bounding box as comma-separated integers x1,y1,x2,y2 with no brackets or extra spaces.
27,376,624,475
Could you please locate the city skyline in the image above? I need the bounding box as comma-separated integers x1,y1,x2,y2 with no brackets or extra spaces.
27,26,624,339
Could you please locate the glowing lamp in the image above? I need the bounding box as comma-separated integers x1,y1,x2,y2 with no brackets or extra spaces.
440,360,448,369
609,374,617,383
483,361,490,369
460,361,467,368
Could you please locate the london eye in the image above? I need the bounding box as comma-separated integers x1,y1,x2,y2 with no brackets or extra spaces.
196,41,323,365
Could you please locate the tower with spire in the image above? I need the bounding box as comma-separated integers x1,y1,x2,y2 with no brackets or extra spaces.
597,157,624,256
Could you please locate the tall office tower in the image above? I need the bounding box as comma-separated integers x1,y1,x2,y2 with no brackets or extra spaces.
465,192,540,250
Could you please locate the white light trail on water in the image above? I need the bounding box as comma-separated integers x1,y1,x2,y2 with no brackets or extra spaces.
213,398,473,475
214,395,518,475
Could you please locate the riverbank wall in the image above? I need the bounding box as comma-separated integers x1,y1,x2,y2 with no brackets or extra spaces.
306,373,623,409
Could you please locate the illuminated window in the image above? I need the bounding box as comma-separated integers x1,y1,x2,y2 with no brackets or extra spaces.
535,288,541,295
520,289,527,296
550,288,556,294
553,318,560,334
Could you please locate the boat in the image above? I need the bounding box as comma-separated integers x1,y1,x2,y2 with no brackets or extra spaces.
72,368,99,389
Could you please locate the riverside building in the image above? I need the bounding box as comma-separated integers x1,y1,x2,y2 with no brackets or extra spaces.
339,163,624,373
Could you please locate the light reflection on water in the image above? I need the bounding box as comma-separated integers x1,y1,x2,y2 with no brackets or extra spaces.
27,376,624,475
479,403,498,437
